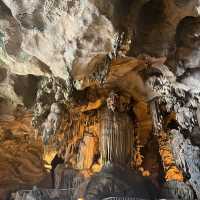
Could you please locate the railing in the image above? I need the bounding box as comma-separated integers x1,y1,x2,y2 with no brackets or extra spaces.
102,198,148,200
15,188,74,200
102,198,171,200
15,190,172,200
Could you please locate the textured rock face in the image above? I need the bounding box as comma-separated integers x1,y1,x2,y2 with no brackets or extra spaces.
1,0,117,80
0,112,48,198
0,0,200,80
1,0,200,200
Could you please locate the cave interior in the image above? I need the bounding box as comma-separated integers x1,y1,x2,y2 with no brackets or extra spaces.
1,0,200,200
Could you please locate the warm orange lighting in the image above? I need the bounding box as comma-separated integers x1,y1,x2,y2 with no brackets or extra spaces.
43,146,57,170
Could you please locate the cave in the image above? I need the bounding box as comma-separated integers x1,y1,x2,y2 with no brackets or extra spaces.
0,0,200,200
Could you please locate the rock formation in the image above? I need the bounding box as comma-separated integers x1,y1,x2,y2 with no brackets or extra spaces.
1,0,200,200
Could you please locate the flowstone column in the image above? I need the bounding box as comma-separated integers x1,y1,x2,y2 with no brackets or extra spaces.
99,107,134,165
99,92,135,166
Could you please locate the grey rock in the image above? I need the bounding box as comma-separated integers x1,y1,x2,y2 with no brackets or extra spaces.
171,130,200,199
160,180,194,200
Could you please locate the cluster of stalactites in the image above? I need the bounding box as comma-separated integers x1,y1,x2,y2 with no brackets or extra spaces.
32,76,74,144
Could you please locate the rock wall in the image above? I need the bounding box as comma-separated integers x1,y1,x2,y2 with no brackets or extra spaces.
0,111,48,199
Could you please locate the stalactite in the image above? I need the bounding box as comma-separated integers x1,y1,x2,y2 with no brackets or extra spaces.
43,145,57,170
